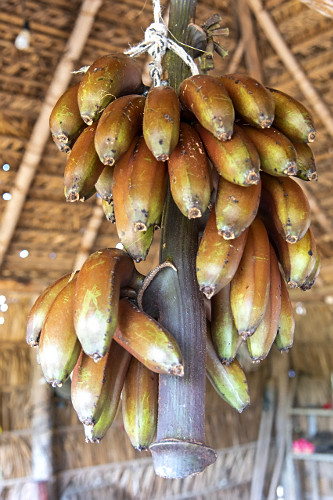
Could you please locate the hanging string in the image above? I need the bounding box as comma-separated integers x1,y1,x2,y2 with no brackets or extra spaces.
124,0,199,86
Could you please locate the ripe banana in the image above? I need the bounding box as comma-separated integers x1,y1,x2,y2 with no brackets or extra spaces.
94,94,145,166
122,357,158,450
102,199,115,223
240,125,297,176
95,164,114,203
215,177,261,239
300,250,320,291
196,123,260,187
26,271,76,347
125,136,167,231
267,87,316,143
211,284,243,365
64,123,105,202
260,173,311,243
274,275,295,352
38,272,80,387
220,74,275,128
293,142,318,182
265,219,317,288
113,141,154,261
179,74,235,141
230,217,271,339
196,207,248,299
206,325,250,412
84,342,131,443
143,85,180,161
77,53,142,125
113,298,184,376
74,248,135,361
247,245,281,361
168,122,211,219
49,82,86,149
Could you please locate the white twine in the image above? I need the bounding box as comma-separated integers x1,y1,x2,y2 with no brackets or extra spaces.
124,0,199,86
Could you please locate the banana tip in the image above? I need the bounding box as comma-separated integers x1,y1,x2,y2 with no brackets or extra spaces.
134,222,147,232
66,191,80,203
172,364,184,377
82,115,93,126
188,207,202,219
201,285,215,300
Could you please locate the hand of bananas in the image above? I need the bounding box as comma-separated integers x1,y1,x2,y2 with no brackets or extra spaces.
28,51,320,448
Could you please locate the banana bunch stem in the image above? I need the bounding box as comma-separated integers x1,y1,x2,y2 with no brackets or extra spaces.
148,0,216,478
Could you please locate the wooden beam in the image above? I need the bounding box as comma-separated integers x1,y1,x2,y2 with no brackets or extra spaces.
0,0,103,269
246,0,333,138
237,0,263,82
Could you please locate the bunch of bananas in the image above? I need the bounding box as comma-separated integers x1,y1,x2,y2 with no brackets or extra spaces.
33,51,320,447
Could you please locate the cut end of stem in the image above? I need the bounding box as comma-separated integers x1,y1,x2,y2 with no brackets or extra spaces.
201,285,215,300
66,191,80,203
246,170,260,185
103,156,115,167
82,115,93,126
188,207,202,219
307,130,316,143
285,234,299,244
284,163,297,176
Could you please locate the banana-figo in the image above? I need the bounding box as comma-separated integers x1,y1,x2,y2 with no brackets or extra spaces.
84,342,131,443
267,87,316,143
113,298,184,376
260,173,311,243
49,82,86,150
230,217,271,339
274,275,295,352
215,177,262,239
38,272,80,387
64,123,104,202
179,74,235,141
94,94,145,166
74,248,135,361
122,357,158,450
211,284,243,365
206,324,250,412
197,123,260,187
143,85,180,161
240,125,297,177
196,207,248,299
102,199,115,223
168,122,211,219
293,142,318,182
95,164,114,203
77,53,142,125
247,245,281,362
220,74,275,128
26,271,76,347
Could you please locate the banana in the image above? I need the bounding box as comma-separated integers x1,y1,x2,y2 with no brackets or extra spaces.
94,94,145,166
84,342,131,443
102,199,115,223
293,142,318,182
38,272,80,387
247,245,281,362
211,284,243,365
49,82,86,148
122,357,158,450
267,87,316,143
300,250,320,291
113,141,154,261
168,122,211,218
264,218,317,288
206,325,250,412
64,123,105,202
26,271,76,347
196,123,260,187
77,53,142,125
73,248,135,361
274,275,295,352
52,135,71,154
240,125,297,176
196,207,248,299
95,164,114,203
113,298,184,376
230,217,271,339
215,177,262,239
220,74,275,128
178,74,235,141
260,173,311,243
125,136,168,231
143,85,180,161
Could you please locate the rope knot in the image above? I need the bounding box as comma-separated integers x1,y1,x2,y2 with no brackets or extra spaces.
144,22,168,58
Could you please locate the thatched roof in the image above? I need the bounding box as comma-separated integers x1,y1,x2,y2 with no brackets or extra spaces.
0,0,332,303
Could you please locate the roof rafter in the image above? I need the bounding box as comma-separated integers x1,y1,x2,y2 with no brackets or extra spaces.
0,0,103,268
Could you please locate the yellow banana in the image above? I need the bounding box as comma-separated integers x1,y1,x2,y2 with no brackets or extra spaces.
274,275,295,352
293,142,318,182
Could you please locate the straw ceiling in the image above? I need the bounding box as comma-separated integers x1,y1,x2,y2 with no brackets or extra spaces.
0,0,333,305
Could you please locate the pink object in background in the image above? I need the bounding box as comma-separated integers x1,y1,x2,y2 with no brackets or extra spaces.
292,438,315,454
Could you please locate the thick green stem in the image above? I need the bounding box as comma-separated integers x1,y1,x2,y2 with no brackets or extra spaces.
148,0,216,479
